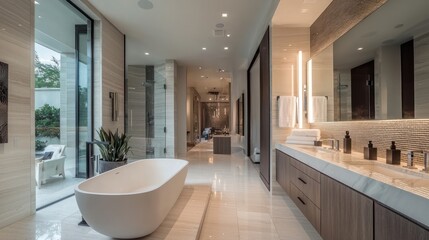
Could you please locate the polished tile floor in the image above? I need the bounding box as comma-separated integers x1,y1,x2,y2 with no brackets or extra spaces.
0,140,321,240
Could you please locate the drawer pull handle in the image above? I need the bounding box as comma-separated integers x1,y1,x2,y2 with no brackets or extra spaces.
297,196,306,205
298,177,307,184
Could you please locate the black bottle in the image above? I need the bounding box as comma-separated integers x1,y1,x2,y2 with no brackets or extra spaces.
364,141,377,160
386,141,401,165
343,131,352,154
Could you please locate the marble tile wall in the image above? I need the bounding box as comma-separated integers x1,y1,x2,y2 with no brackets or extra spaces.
60,53,76,161
153,63,167,157
311,119,429,165
165,60,176,157
414,32,429,118
100,20,124,133
0,0,35,228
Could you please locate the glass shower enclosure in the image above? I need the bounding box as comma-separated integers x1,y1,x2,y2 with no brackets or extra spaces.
126,65,166,159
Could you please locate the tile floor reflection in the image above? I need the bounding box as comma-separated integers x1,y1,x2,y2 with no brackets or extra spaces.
0,141,321,240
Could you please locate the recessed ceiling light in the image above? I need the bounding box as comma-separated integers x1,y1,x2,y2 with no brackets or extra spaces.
209,98,212,101
145,52,150,55
198,66,202,70
138,0,154,10
34,1,39,4
288,44,292,47
221,13,228,18
38,16,42,19
226,34,231,37
357,47,364,51
220,77,224,80
224,47,229,50
283,48,287,51
202,47,207,51
283,57,287,60
201,75,205,78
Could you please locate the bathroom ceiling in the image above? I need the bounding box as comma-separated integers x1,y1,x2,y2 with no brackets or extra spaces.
85,0,331,102
272,0,332,27
87,0,278,73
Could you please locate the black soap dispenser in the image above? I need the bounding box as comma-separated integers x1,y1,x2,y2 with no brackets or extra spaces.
364,141,377,160
386,141,401,165
343,131,352,154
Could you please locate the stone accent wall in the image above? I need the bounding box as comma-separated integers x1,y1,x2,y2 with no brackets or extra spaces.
311,119,429,165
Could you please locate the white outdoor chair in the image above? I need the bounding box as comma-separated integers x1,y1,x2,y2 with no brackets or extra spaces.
35,145,66,188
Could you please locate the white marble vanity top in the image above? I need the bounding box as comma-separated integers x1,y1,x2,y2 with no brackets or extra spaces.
276,143,429,228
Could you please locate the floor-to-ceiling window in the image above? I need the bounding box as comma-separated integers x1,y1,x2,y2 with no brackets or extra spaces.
34,0,92,209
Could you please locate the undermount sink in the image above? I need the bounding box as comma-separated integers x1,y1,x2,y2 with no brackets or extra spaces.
342,160,429,181
296,145,338,154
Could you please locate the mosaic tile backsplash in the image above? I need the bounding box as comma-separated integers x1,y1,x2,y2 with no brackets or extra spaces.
311,119,429,166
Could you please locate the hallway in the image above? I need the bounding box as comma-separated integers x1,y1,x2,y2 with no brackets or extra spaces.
0,141,320,240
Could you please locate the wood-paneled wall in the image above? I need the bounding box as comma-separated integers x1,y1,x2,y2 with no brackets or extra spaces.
0,0,35,228
310,0,387,57
101,20,125,133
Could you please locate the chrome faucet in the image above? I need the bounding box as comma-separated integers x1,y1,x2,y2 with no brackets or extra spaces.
422,152,429,173
406,150,429,171
320,139,340,151
407,150,418,168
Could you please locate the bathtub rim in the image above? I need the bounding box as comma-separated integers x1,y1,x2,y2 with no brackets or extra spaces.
75,158,189,196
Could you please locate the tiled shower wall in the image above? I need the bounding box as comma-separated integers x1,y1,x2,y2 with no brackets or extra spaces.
311,119,429,165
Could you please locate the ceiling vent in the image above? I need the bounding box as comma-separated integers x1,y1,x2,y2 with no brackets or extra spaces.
213,29,225,37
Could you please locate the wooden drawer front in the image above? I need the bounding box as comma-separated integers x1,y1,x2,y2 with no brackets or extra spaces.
276,150,289,193
291,165,320,207
290,157,320,182
375,202,429,240
290,183,321,232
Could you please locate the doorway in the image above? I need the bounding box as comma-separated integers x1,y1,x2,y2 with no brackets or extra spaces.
34,0,93,209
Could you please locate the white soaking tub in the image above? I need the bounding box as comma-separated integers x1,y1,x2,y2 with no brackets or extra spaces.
75,158,189,239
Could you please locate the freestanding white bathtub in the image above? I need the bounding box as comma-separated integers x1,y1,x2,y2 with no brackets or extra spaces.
75,158,189,239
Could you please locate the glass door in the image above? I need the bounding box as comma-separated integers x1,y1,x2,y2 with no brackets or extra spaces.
34,0,92,209
75,24,92,178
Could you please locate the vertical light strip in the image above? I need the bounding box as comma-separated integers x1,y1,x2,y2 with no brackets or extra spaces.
307,59,313,123
291,64,294,96
298,51,303,128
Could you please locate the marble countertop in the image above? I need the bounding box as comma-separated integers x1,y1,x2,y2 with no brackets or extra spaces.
276,143,429,228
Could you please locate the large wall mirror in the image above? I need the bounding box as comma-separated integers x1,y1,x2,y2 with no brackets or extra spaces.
309,0,429,122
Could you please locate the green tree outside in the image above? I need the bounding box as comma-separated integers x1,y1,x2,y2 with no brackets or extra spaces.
35,53,60,88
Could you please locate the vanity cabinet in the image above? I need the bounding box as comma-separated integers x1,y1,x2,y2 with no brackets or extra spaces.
374,202,429,240
276,150,321,232
275,150,291,193
276,148,429,240
320,174,373,240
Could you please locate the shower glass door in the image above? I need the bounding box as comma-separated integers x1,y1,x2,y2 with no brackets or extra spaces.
126,65,166,159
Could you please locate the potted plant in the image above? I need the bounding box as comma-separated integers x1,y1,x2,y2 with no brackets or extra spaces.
95,127,131,173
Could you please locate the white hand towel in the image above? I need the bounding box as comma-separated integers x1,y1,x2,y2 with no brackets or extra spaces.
290,129,321,137
312,96,327,122
278,96,297,128
285,140,315,145
286,135,319,142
